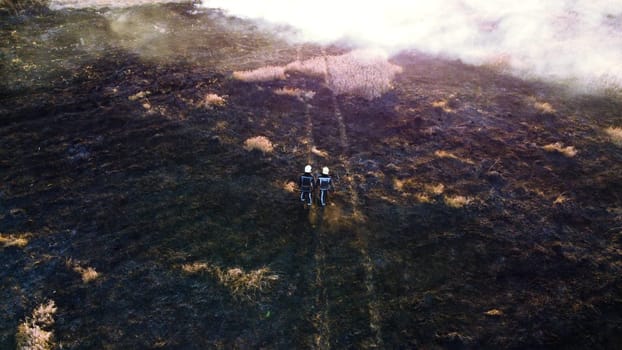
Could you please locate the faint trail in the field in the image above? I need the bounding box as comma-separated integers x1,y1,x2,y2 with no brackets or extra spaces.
297,46,331,350
322,51,385,349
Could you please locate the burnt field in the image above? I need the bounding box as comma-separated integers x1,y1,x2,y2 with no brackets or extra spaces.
2,3,622,349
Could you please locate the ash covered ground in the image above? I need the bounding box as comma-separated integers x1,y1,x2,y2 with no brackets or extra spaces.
1,3,622,349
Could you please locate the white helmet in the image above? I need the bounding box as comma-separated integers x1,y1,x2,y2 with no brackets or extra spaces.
322,166,329,175
304,165,312,173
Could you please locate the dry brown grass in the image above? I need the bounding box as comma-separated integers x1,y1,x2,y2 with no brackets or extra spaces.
128,90,150,101
533,101,556,114
234,49,402,100
285,57,326,77
542,142,577,157
311,146,329,158
273,87,316,100
424,183,445,195
181,262,209,274
484,309,504,316
201,93,226,108
432,99,454,113
16,300,57,350
319,50,403,100
243,136,274,154
75,266,99,283
281,181,297,193
0,233,29,248
217,267,279,299
414,193,431,203
444,195,473,208
233,65,286,82
553,194,569,205
604,126,622,146
435,150,475,164
66,259,99,283
181,262,279,300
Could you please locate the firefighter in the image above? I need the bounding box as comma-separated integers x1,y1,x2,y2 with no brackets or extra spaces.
299,164,315,205
316,166,334,206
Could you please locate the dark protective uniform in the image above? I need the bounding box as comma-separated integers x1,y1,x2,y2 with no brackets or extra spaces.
299,172,315,205
316,174,334,206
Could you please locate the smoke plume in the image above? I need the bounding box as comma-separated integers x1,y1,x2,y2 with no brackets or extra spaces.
200,0,622,91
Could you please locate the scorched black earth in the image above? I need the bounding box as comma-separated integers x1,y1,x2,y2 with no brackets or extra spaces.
1,3,622,349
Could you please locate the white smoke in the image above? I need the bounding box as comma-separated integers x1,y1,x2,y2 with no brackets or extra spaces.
199,0,622,90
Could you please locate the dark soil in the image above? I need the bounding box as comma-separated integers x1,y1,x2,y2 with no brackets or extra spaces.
1,4,622,349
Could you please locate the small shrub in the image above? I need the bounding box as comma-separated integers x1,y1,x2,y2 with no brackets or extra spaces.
243,136,274,154
16,300,56,350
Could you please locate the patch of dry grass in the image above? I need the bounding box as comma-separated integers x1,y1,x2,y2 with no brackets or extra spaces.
16,300,57,350
285,56,326,77
201,93,226,108
444,195,473,208
281,181,297,193
542,142,577,157
432,99,454,113
0,233,30,248
66,259,99,283
311,146,329,158
435,150,475,164
181,262,279,300
234,49,402,100
273,87,316,100
604,126,622,146
128,90,150,101
534,101,556,114
424,183,445,195
484,309,504,316
243,136,274,154
320,50,403,100
414,193,431,203
181,262,209,274
392,178,405,191
217,267,279,299
233,65,286,82
553,194,569,205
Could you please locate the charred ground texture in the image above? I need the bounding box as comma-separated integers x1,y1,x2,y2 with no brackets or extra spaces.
2,7,622,350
